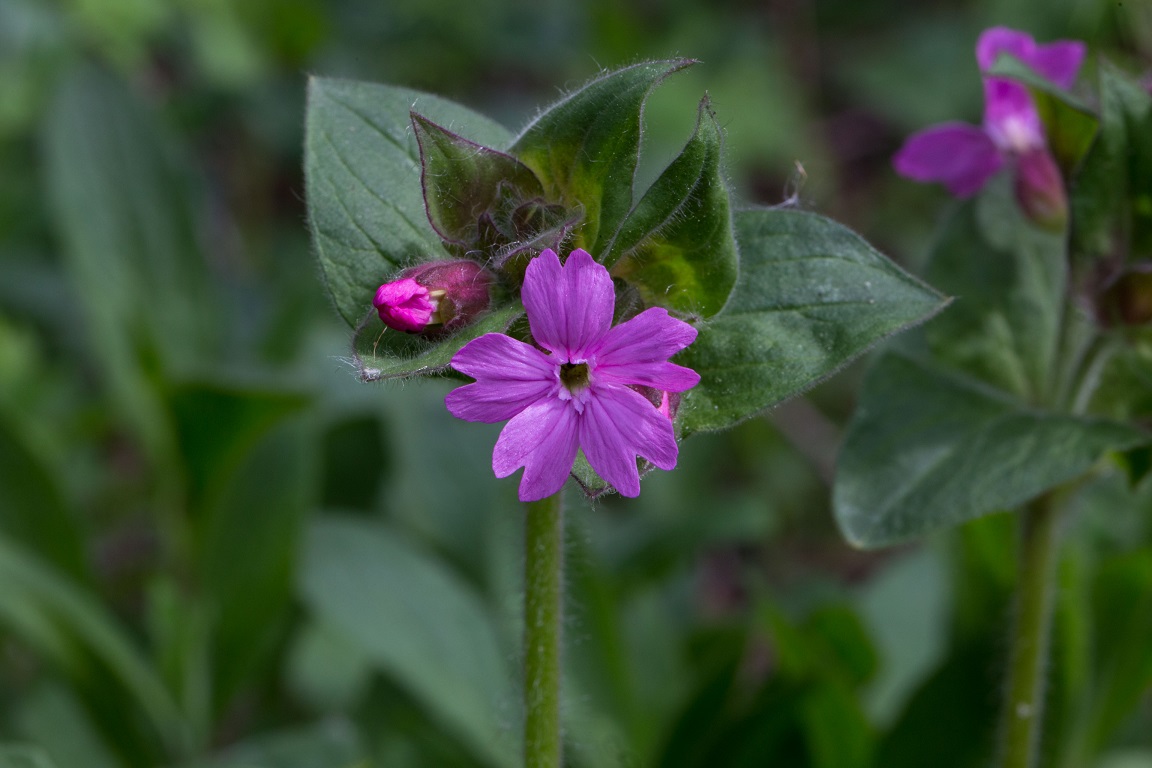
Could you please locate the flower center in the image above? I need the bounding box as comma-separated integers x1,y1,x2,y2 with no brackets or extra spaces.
559,361,590,392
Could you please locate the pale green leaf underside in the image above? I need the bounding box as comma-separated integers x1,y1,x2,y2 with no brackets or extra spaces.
834,354,1149,548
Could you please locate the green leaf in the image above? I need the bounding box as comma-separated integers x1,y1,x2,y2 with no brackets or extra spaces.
511,59,694,254
833,353,1149,548
350,302,522,381
988,55,1098,174
923,181,1067,402
0,537,188,753
0,416,88,583
42,64,213,455
305,76,513,327
412,112,548,252
607,95,738,318
186,721,364,768
298,516,517,768
1070,61,1152,265
678,208,948,435
0,745,60,768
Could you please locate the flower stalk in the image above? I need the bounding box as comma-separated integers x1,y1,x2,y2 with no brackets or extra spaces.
998,491,1062,768
524,491,564,768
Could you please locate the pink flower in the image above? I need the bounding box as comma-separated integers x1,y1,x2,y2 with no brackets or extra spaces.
893,27,1085,198
374,260,492,334
445,249,700,501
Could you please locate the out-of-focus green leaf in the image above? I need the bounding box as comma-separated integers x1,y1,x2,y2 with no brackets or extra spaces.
285,621,373,714
168,380,310,512
678,208,947,435
186,720,364,768
12,685,120,768
923,181,1067,402
607,95,737,318
834,353,1148,548
298,516,516,768
988,55,1098,174
305,76,512,327
0,744,60,768
1070,61,1152,265
0,416,87,583
412,112,546,251
350,302,522,381
511,59,694,253
42,64,214,455
0,539,188,754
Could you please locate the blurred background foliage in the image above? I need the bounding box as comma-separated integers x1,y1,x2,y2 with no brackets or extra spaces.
0,0,1150,765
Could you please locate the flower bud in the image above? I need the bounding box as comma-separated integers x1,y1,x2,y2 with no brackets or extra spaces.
1100,268,1152,327
374,260,493,334
1014,148,1067,230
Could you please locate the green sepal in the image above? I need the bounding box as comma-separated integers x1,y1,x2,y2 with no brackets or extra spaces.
305,76,512,327
988,55,1099,174
411,112,551,254
677,208,949,436
833,353,1149,549
351,303,523,382
606,95,738,318
511,59,695,254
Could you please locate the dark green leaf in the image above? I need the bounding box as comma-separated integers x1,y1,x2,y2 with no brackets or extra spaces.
511,59,694,254
350,302,522,381
298,517,516,767
305,76,512,326
833,353,1149,548
187,721,364,768
923,181,1067,402
607,96,737,318
1070,61,1152,265
0,416,88,583
412,112,547,251
678,209,948,435
988,55,1098,174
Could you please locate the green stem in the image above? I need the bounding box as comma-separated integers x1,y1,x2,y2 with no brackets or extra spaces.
998,492,1062,768
524,492,564,768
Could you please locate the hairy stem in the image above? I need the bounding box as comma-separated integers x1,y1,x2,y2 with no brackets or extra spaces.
524,492,564,768
998,492,1062,768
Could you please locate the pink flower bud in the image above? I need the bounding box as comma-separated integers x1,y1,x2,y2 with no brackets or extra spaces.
374,260,493,334
1013,149,1068,230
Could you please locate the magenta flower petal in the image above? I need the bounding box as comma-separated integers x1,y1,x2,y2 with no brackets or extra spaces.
580,386,679,497
982,78,1043,152
893,123,1004,197
492,399,580,501
976,26,1037,71
1027,41,1086,89
521,249,614,358
446,335,556,422
374,278,436,333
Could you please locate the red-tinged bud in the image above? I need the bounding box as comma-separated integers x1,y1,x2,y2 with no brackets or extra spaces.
374,260,493,334
1101,268,1152,327
1014,148,1068,230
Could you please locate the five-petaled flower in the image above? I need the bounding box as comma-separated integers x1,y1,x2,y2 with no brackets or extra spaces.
445,248,700,501
893,27,1085,204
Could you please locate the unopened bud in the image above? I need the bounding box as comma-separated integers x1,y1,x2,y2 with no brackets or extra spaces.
374,260,492,334
1014,149,1067,230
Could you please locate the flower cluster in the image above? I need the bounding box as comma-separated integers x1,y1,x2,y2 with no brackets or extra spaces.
893,27,1084,223
445,249,699,501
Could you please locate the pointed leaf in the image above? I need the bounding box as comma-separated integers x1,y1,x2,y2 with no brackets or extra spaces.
0,746,58,768
833,353,1149,548
305,76,512,326
677,209,948,435
298,517,517,767
413,112,547,250
607,96,737,318
923,180,1067,401
511,59,694,253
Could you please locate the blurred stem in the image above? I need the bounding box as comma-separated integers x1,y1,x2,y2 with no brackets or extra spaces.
998,491,1062,768
524,492,563,768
